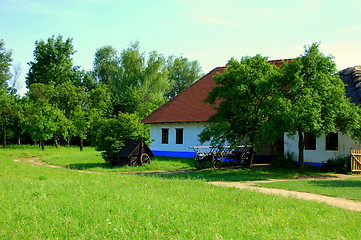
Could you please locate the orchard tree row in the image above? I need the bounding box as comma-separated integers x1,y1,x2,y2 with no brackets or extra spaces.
0,36,202,151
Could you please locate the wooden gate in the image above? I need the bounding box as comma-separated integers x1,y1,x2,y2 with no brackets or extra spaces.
351,149,361,173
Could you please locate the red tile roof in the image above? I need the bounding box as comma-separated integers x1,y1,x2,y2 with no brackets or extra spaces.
142,67,225,124
142,59,292,124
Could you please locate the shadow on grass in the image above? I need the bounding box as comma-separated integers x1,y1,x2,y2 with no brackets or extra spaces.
66,163,115,170
154,167,295,182
65,157,195,171
154,156,195,165
309,179,361,188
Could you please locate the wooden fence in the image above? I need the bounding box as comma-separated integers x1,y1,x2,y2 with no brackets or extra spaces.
351,149,361,173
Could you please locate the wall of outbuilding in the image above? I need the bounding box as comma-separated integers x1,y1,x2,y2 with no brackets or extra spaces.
284,132,360,166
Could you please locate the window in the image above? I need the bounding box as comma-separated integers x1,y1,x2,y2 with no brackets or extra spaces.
161,128,169,144
326,133,338,150
176,128,183,144
304,132,316,150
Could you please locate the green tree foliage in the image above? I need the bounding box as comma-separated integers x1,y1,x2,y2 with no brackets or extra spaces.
95,112,150,165
26,35,75,88
281,43,359,173
23,101,65,150
93,45,120,86
7,96,25,145
93,42,202,118
0,39,12,90
53,80,87,119
201,43,359,173
0,90,13,146
86,83,113,145
116,42,170,117
165,55,202,98
199,55,284,167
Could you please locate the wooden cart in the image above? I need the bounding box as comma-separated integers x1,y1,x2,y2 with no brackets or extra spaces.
189,145,250,169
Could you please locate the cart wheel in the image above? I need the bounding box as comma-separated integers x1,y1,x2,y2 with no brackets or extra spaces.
212,155,222,169
194,156,206,170
240,152,250,167
141,153,151,164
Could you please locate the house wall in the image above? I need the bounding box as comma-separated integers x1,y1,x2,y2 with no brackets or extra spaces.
149,122,211,158
284,132,360,166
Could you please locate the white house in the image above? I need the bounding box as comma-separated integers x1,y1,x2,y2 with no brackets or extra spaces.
142,66,224,158
284,132,359,166
284,66,361,166
142,63,361,165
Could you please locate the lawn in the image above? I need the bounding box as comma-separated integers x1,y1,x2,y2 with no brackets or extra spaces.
256,177,361,201
6,145,195,172
1,145,361,239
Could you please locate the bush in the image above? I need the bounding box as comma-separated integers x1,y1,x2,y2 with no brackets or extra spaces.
321,155,351,174
271,152,298,169
95,113,150,165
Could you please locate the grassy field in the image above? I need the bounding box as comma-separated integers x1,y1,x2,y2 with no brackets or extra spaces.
1,145,361,239
6,145,195,172
256,178,361,201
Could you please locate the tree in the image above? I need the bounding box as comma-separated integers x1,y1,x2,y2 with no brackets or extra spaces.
281,43,359,173
93,45,120,86
26,35,75,88
95,112,150,165
165,55,202,98
199,55,284,167
0,90,13,146
121,49,170,117
72,105,88,151
86,83,113,145
7,95,25,145
0,39,12,90
94,42,171,117
8,63,22,95
53,80,87,119
23,101,63,150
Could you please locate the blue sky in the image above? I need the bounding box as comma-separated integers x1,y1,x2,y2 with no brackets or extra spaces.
1,0,361,95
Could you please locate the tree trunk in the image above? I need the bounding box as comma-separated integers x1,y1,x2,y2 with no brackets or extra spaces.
247,136,255,168
17,134,21,145
298,130,305,173
247,147,255,168
80,138,83,151
54,138,59,148
40,140,45,151
67,139,70,147
2,126,6,147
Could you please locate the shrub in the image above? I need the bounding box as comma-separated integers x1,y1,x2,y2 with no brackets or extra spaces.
95,113,150,165
321,155,351,174
271,152,298,169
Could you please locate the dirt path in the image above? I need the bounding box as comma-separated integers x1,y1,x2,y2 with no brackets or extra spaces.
13,157,361,212
208,177,361,212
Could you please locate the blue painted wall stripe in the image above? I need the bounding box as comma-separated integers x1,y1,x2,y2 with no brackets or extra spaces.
152,150,194,158
153,150,326,166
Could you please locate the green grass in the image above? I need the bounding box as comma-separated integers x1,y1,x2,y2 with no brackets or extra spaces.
256,177,361,201
5,145,195,172
1,145,361,239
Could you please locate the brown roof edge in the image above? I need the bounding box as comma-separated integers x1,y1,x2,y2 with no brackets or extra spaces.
141,59,293,125
141,66,225,124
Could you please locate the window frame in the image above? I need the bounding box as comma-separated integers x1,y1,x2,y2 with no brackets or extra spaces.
326,132,338,151
304,132,316,150
161,128,169,144
175,128,183,145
